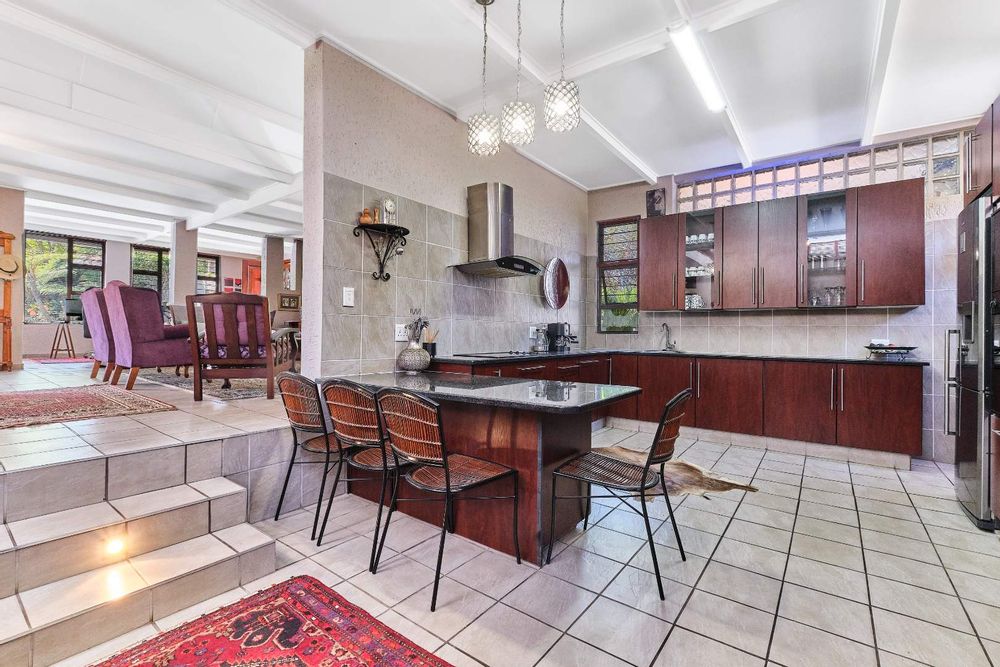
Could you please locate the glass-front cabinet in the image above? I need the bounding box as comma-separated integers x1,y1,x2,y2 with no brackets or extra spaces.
798,190,857,308
682,209,721,309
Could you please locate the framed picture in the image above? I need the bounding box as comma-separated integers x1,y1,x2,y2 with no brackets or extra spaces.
278,293,301,311
233,278,243,293
646,187,666,217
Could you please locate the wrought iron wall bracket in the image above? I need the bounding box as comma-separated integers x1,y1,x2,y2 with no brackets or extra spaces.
354,224,409,281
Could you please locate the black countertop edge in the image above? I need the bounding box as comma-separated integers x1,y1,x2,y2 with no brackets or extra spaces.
432,350,929,367
322,371,642,414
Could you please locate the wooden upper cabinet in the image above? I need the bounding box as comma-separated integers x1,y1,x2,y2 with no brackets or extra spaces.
757,198,798,309
695,358,763,435
798,189,858,308
720,203,758,309
639,215,681,310
856,178,925,307
966,105,993,207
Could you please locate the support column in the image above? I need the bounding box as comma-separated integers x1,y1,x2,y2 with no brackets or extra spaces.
169,221,198,308
261,236,285,312
0,188,24,369
292,239,304,291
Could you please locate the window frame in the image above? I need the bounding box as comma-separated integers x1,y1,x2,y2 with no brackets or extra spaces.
130,244,169,303
195,253,221,294
22,231,106,324
596,216,640,334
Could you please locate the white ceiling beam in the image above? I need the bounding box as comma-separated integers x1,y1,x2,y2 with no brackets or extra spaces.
217,0,316,49
443,0,657,185
0,132,251,201
24,207,166,234
25,219,144,244
0,0,301,132
0,160,217,213
24,192,181,224
186,173,303,230
861,0,902,145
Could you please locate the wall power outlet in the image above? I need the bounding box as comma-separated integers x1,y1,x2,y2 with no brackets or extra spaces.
395,324,408,342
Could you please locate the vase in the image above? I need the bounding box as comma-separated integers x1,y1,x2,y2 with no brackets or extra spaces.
397,340,431,373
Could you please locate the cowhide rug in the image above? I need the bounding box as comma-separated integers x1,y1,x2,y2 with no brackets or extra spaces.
596,445,758,496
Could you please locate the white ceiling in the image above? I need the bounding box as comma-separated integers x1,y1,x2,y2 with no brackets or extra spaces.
0,0,997,249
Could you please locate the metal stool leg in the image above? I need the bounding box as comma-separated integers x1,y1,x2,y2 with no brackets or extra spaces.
316,458,344,546
640,492,665,600
311,449,332,540
372,468,400,574
430,492,451,612
368,465,390,572
545,474,558,565
661,475,686,562
274,434,298,521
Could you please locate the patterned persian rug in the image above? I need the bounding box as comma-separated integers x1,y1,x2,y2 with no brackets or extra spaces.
96,576,454,667
138,368,269,401
0,384,175,429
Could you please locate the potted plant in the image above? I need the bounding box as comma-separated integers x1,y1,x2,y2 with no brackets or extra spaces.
397,309,431,373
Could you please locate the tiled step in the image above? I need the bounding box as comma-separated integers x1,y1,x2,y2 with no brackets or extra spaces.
0,478,246,594
0,525,275,667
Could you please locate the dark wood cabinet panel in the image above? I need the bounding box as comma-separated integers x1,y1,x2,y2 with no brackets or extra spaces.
993,100,1000,207
967,105,993,207
763,361,837,444
639,215,681,311
991,416,1000,519
695,358,763,435
579,356,610,384
472,364,505,377
960,200,978,303
797,189,858,308
609,354,638,420
721,203,758,309
856,178,925,307
553,361,582,382
757,197,798,309
836,363,922,455
637,355,696,425
506,361,554,380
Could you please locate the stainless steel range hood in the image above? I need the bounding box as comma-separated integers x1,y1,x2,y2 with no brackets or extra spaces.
453,183,543,278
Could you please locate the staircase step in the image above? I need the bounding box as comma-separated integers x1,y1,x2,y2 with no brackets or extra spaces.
3,479,246,593
0,525,275,666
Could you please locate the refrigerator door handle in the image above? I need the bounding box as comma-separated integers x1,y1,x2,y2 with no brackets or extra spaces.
945,328,960,383
944,382,957,437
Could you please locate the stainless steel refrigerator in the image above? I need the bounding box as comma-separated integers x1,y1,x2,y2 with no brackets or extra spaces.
949,193,994,529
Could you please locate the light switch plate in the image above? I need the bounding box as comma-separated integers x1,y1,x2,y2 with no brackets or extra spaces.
342,287,355,308
395,324,408,342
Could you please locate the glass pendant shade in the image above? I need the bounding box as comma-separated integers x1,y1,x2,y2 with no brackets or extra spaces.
501,100,535,146
468,111,501,156
544,79,581,132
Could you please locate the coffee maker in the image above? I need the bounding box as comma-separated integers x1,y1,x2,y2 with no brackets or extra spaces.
547,322,578,352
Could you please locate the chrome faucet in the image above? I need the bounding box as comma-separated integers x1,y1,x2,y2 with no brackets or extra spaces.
662,322,676,351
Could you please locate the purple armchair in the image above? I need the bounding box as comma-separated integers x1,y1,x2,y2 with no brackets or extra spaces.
79,287,115,381
104,281,192,390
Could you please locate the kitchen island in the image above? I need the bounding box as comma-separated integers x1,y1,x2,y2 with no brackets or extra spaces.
328,371,640,565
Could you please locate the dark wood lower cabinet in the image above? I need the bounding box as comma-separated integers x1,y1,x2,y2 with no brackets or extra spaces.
579,356,610,384
637,356,696,425
506,361,553,379
763,361,837,444
836,363,922,455
695,358,763,435
609,354,638,420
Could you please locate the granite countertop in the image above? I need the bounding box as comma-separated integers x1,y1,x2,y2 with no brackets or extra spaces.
434,349,929,367
327,371,641,414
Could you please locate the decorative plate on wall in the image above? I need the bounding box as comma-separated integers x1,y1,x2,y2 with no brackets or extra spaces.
543,257,570,310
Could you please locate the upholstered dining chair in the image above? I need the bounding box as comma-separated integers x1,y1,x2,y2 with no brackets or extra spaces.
545,389,692,601
104,281,191,390
274,372,367,541
185,293,296,400
79,286,115,381
317,379,406,569
374,388,520,612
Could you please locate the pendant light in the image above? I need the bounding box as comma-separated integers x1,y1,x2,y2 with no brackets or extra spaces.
543,0,580,132
469,0,501,156
500,0,535,146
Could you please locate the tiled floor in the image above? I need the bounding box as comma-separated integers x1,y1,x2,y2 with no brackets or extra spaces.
0,362,288,468
60,424,1000,667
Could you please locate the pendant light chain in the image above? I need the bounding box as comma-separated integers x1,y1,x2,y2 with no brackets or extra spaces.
481,2,488,112
515,0,522,101
544,0,580,132
559,0,566,79
468,0,500,155
501,0,535,145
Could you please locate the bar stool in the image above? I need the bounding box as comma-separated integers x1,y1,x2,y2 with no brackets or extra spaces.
49,298,82,358
274,372,363,540
374,388,520,612
316,379,405,569
546,389,691,601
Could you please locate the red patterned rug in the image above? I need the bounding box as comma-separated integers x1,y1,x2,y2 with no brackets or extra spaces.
96,576,454,667
0,384,175,429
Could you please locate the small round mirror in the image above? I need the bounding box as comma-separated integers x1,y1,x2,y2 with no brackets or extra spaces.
543,258,570,310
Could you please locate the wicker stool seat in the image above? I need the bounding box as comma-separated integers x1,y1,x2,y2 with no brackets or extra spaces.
407,454,511,492
348,446,403,471
555,451,659,491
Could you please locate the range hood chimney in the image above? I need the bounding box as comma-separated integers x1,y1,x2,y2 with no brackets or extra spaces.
454,183,544,278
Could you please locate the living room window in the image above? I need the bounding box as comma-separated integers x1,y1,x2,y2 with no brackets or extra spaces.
196,254,220,294
597,217,640,334
131,246,170,305
23,232,105,324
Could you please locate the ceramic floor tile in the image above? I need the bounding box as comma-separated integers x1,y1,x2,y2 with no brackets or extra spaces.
778,583,874,645
790,533,864,572
868,576,972,633
712,538,787,579
697,560,782,613
312,535,388,579
568,596,670,667
733,503,796,532
129,534,234,585
502,571,596,630
0,595,28,641
109,485,205,520
862,529,940,564
864,551,955,594
537,635,632,667
857,512,927,541
539,544,622,593
938,545,1000,578
724,519,792,552
769,617,877,667
872,608,990,667
348,555,436,606
782,555,869,603
926,524,1000,554
796,500,860,527
651,521,721,558
677,590,774,658
794,516,862,547
965,600,1000,643
600,565,690,622
856,498,920,522
376,610,443,653
7,501,121,546
404,533,484,574
451,603,561,667
20,561,147,627
741,490,799,514
628,542,707,586
571,525,646,563
654,627,764,667
449,550,534,599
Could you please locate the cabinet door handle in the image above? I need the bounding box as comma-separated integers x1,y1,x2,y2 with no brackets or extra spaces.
580,360,601,365
517,365,546,372
799,264,805,305
558,364,580,370
759,267,764,305
696,361,702,398
860,260,866,303
689,361,694,392
839,368,845,412
829,367,835,411
751,267,756,305
672,272,677,308
493,369,502,377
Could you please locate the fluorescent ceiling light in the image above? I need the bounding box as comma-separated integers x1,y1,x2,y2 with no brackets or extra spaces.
671,25,726,113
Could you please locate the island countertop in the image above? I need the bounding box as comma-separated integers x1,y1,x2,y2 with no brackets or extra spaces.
326,371,640,414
